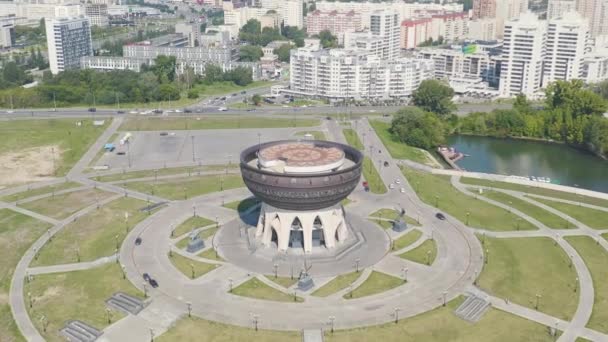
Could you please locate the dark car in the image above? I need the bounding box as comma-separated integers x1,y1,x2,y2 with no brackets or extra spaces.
88,107,96,112
184,109,192,113
241,91,247,94
153,109,163,114
135,237,142,246
117,110,125,114
149,278,159,288
160,132,169,136
384,161,389,167
143,273,151,282
436,213,446,220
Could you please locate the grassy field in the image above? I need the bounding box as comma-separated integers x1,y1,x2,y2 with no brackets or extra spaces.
223,197,260,213
343,129,364,150
31,197,151,266
0,209,51,342
344,271,403,299
565,236,608,333
169,253,219,279
362,157,387,194
20,188,115,220
123,174,244,200
172,216,216,238
393,229,423,251
266,276,299,289
198,248,223,261
325,296,557,342
294,131,326,140
192,80,272,98
94,164,239,183
369,208,420,226
0,119,108,177
402,167,537,231
232,277,303,302
119,116,320,131
312,272,362,297
1,181,82,203
157,317,300,342
478,237,578,320
480,190,571,229
369,120,431,165
528,197,608,229
25,263,142,342
461,177,608,208
399,239,437,265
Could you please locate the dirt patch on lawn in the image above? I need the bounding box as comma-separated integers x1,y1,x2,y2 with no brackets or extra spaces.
0,145,61,186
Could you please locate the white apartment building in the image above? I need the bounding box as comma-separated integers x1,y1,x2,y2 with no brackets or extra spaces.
496,0,529,38
499,12,547,97
583,52,608,83
282,0,303,28
15,0,83,22
547,0,576,19
288,46,433,101
0,16,15,48
543,12,590,85
468,18,497,41
223,4,280,30
84,3,109,27
576,0,608,38
176,22,201,47
46,16,92,74
344,9,400,60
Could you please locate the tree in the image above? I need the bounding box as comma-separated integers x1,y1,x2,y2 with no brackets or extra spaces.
274,43,294,62
239,45,263,62
546,80,607,117
513,93,532,114
318,30,338,48
412,80,455,116
152,55,176,83
252,94,262,106
241,19,261,35
389,107,446,150
187,89,198,99
158,83,180,101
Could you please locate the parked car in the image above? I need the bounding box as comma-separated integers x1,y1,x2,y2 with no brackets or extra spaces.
143,273,151,282
436,213,446,220
135,237,142,246
160,132,169,136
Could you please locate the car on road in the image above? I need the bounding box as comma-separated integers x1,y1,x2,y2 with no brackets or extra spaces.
184,109,192,113
88,107,96,112
384,161,389,167
6,110,14,113
135,237,142,246
160,132,169,136
389,183,395,189
116,151,126,155
149,278,159,288
117,110,125,114
247,108,256,112
174,109,182,113
231,93,237,96
218,107,228,111
395,179,401,184
436,213,446,220
129,110,138,114
241,91,247,94
143,273,151,282
153,109,163,114
400,188,405,193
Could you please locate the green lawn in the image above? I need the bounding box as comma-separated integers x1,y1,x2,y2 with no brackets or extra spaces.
460,177,608,208
157,317,300,342
93,164,239,183
198,248,223,261
344,271,403,299
31,197,151,266
399,239,437,265
19,188,115,220
478,237,578,320
565,236,608,333
393,229,423,251
0,209,51,342
266,276,299,288
123,174,244,200
369,120,431,165
25,263,143,342
192,80,272,98
528,197,608,229
0,119,108,177
119,117,320,131
362,157,387,194
172,216,216,238
1,181,82,203
312,272,362,297
402,167,537,231
223,197,260,213
343,129,364,150
325,296,557,342
369,208,420,226
231,277,303,302
169,253,219,279
480,190,571,229
295,131,326,140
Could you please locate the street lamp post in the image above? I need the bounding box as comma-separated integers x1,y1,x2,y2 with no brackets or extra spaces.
442,291,447,306
535,294,542,310
228,278,233,292
329,316,335,333
402,267,408,282
355,258,360,273
273,264,278,278
394,308,400,323
191,135,195,162
187,302,192,317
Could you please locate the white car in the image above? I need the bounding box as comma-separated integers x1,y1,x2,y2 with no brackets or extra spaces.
389,184,395,189
395,179,401,184
218,107,228,111
174,109,182,113
6,110,14,114
129,110,138,114
400,188,405,193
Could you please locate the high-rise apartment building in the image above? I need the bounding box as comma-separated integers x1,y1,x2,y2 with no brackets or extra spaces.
496,0,529,38
46,16,93,74
547,0,576,19
282,0,303,28
0,16,15,48
305,10,363,42
84,3,109,27
472,0,496,19
576,0,608,37
543,11,590,85
499,12,547,97
345,9,400,60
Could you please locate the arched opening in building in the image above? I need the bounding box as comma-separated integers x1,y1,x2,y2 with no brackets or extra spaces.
289,217,304,249
271,227,278,246
312,216,325,247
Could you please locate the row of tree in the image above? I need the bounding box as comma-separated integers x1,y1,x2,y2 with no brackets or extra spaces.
389,79,608,159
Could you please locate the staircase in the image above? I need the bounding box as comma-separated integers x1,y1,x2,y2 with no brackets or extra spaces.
454,294,490,322
105,292,145,315
60,320,102,342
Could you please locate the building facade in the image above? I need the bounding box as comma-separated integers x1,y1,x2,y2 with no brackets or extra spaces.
84,3,109,27
472,0,496,19
46,16,92,74
547,0,576,19
499,12,547,97
305,10,363,42
0,16,15,48
282,0,303,28
576,0,608,38
344,9,401,60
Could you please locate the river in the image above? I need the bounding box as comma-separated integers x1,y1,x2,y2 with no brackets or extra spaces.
446,135,608,193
